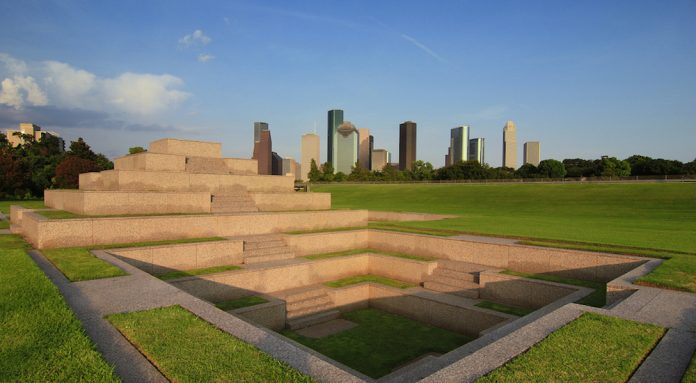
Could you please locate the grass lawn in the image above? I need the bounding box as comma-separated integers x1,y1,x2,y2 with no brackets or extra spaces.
108,305,314,382
503,270,607,307
215,296,268,311
475,301,535,317
0,199,44,214
0,219,8,229
325,274,416,289
315,183,696,293
303,248,436,262
282,308,472,378
0,234,119,382
477,313,665,382
683,353,696,383
42,237,226,282
157,265,242,281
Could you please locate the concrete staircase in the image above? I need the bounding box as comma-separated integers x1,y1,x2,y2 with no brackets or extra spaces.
211,188,259,213
242,234,295,264
281,285,339,330
423,260,488,299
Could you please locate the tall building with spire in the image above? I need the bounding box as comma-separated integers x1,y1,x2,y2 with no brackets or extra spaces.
503,120,517,169
399,121,417,171
327,109,344,167
301,133,320,181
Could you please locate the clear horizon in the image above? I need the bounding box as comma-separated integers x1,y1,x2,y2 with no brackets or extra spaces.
1,0,695,166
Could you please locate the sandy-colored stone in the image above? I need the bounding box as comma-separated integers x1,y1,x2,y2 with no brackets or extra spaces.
149,138,222,158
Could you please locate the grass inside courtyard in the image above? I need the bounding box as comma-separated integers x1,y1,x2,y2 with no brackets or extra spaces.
502,270,607,307
303,248,436,262
157,265,242,281
683,354,696,383
325,274,416,289
214,296,269,311
475,301,535,317
0,234,119,382
108,305,314,382
477,313,665,382
42,237,225,282
314,183,696,293
282,308,471,378
0,199,45,215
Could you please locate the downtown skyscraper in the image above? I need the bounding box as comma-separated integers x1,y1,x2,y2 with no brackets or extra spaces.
449,126,470,164
524,141,541,166
503,120,517,169
301,133,320,181
327,109,344,167
399,121,417,171
468,138,485,164
334,121,359,174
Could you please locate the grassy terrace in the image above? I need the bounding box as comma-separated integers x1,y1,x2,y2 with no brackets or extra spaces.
315,183,696,293
215,296,268,311
304,248,436,262
36,210,212,220
477,313,665,382
42,237,225,282
684,354,696,383
0,234,119,382
475,301,535,317
502,270,607,307
283,308,471,378
325,274,416,289
157,265,242,281
108,305,314,382
0,199,45,214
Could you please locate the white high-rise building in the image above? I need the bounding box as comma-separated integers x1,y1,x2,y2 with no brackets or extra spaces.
503,120,517,169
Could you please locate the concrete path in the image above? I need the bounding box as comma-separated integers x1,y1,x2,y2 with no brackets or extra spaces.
449,234,518,245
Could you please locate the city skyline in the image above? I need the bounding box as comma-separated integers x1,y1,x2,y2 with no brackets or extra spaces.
1,1,694,166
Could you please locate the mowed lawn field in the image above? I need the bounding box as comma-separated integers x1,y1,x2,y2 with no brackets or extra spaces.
315,183,696,253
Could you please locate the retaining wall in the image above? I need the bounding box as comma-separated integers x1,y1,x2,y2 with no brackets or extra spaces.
44,190,211,215
22,209,368,249
478,271,580,309
149,138,222,158
251,192,331,211
232,297,286,331
284,230,369,256
108,240,243,274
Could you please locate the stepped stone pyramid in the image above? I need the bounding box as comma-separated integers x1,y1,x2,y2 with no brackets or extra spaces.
45,138,330,215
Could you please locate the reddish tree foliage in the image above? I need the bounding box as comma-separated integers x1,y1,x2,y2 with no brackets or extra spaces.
0,149,26,197
54,155,99,189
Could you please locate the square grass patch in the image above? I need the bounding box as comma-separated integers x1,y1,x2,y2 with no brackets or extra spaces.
0,219,8,229
282,308,472,378
477,313,665,383
683,352,696,383
42,248,127,282
107,305,314,382
215,295,268,311
475,301,534,317
324,274,416,289
0,199,44,214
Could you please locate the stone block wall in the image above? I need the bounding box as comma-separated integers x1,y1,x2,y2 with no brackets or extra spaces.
478,271,579,309
284,230,369,256
251,192,331,211
149,138,222,158
44,190,211,215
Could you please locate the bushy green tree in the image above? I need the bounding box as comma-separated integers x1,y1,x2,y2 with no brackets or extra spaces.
308,159,322,182
411,160,434,181
320,162,334,182
599,156,631,177
515,164,539,178
537,159,567,178
128,146,146,154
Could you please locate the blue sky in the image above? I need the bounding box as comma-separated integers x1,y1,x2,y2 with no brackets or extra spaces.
1,0,694,166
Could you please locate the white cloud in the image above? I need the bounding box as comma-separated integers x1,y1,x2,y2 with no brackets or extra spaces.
0,53,27,75
178,29,211,47
0,52,190,115
197,53,215,63
0,76,48,109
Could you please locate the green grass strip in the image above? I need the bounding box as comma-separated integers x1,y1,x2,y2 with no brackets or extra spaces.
157,265,242,281
0,220,8,229
477,313,665,383
215,296,268,311
285,226,366,235
324,274,416,289
304,248,435,262
368,222,458,237
683,353,696,383
42,237,226,282
502,270,607,307
282,308,472,378
0,235,119,382
0,199,44,214
475,301,535,317
108,305,314,382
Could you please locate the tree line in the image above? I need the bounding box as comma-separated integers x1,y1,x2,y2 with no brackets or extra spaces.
307,155,696,182
0,134,113,198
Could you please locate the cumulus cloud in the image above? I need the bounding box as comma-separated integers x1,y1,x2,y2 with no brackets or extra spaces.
197,53,215,63
178,29,211,47
0,52,190,115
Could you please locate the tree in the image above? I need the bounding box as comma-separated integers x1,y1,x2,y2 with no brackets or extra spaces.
334,172,347,182
54,156,100,189
381,164,400,181
348,162,371,181
0,148,27,197
515,164,539,178
128,146,146,154
537,159,566,178
320,162,334,182
68,137,97,160
308,159,322,182
598,156,631,177
411,160,434,181
563,158,598,178
685,159,696,175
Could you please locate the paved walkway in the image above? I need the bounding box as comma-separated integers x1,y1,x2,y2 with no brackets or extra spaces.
449,234,519,245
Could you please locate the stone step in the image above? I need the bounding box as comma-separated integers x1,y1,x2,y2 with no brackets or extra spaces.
243,252,295,264
288,303,334,319
287,295,332,312
432,267,478,283
244,239,287,250
426,273,479,288
279,285,328,302
287,310,341,330
437,259,489,274
424,281,479,299
244,246,292,257
241,234,285,243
